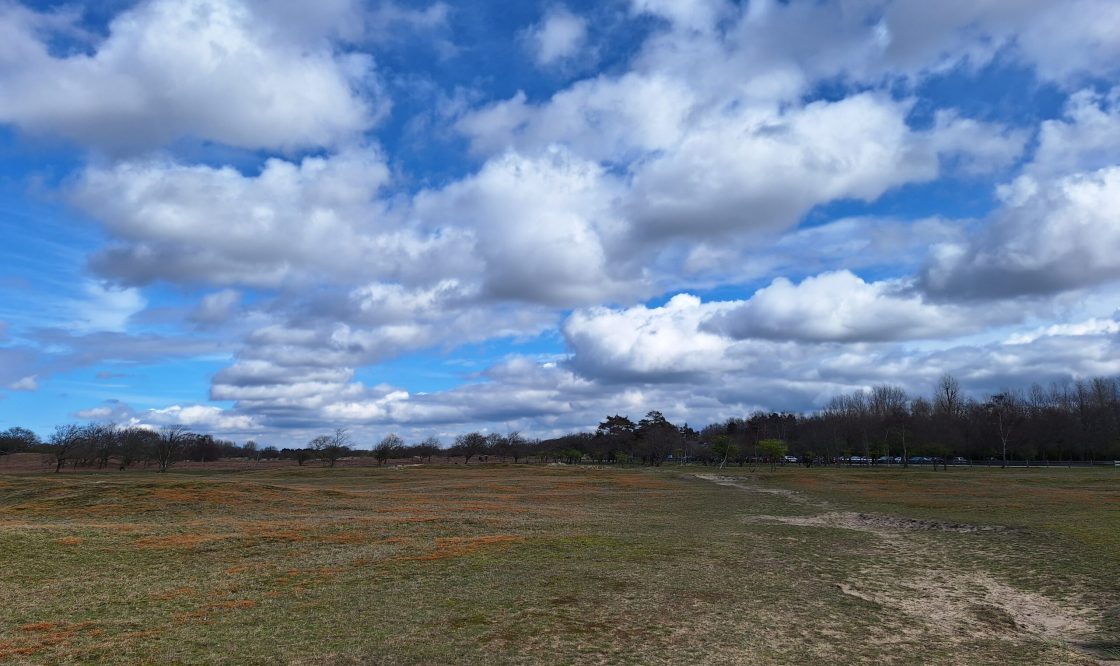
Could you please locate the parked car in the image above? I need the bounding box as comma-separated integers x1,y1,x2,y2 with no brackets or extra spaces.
782,455,799,464
950,456,969,465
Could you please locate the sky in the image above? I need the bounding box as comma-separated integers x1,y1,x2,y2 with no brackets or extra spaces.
1,0,1119,448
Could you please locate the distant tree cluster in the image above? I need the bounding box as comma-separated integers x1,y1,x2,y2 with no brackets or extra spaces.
0,423,262,472
8,375,1120,472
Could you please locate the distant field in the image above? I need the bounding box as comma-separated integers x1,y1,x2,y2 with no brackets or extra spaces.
1,464,1116,664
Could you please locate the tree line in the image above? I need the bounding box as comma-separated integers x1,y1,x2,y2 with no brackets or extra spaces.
4,375,1120,471
543,375,1120,467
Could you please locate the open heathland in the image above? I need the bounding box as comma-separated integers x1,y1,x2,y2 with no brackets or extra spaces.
0,464,1117,664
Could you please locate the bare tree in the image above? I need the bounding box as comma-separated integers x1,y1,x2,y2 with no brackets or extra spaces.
415,436,440,463
501,431,527,463
374,433,403,466
119,426,157,469
87,423,118,469
311,428,351,467
0,426,40,455
452,432,487,464
49,424,83,472
933,374,965,470
987,391,1023,469
870,385,909,463
154,425,190,472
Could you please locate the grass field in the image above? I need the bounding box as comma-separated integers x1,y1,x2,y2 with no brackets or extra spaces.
1,463,1117,664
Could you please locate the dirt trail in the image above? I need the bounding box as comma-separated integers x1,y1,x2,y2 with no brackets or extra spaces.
692,474,813,503
695,472,1114,664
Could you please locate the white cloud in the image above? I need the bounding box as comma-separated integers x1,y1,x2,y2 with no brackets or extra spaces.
0,0,379,152
1012,0,1120,84
71,148,428,287
630,0,729,33
8,375,38,391
459,85,1018,249
456,74,696,161
624,94,940,239
1005,317,1120,345
524,6,588,67
554,291,1120,416
73,406,112,419
1029,88,1120,178
67,281,146,332
564,294,738,380
413,148,642,305
145,404,257,430
922,166,1120,298
681,215,963,284
711,271,1009,343
928,110,1028,175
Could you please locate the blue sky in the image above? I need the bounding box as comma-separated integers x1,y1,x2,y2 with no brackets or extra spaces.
1,0,1119,447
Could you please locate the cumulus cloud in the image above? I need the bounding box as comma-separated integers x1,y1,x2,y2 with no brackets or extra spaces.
71,148,418,287
624,94,940,239
412,148,642,305
710,271,1009,343
75,400,259,431
1028,88,1120,177
458,85,1020,246
564,294,738,381
145,404,258,430
455,74,696,161
918,88,1120,301
206,298,558,427
523,6,588,67
556,292,1120,415
922,166,1120,299
0,0,379,152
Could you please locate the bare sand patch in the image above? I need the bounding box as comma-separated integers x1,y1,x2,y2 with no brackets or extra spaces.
697,471,1106,663
747,511,1011,534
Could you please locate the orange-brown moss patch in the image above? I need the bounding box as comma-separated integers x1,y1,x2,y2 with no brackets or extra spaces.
20,622,61,633
210,599,257,610
4,621,101,658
